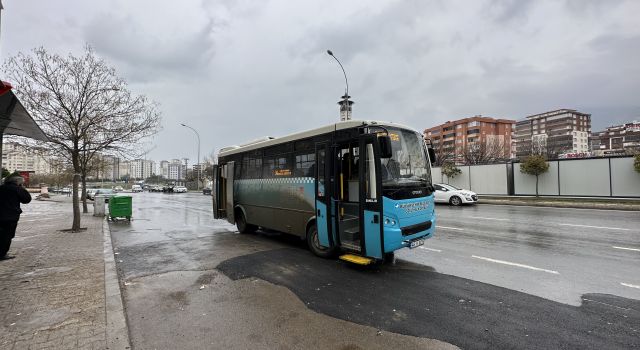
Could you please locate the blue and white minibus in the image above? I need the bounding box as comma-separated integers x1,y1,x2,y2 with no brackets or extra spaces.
212,120,437,264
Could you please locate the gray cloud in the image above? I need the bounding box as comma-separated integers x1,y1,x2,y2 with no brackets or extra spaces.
1,0,639,162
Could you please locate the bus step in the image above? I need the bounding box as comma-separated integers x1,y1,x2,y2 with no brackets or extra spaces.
339,254,373,265
340,241,361,252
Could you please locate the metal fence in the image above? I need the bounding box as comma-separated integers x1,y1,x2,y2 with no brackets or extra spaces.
432,156,640,198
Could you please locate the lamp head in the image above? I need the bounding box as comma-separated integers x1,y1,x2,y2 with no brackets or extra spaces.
180,123,186,127
327,50,333,56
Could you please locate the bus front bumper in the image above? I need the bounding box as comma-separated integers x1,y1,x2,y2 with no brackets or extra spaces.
383,217,436,253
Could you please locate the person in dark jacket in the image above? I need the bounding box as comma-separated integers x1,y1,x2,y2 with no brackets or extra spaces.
0,172,32,260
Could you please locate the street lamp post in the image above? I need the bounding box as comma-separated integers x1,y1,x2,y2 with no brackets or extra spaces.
327,49,352,120
180,123,201,190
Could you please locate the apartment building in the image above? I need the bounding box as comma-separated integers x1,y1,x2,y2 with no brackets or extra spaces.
1,142,52,174
118,160,131,179
424,115,515,163
591,121,640,156
130,159,155,180
515,109,591,158
159,159,186,180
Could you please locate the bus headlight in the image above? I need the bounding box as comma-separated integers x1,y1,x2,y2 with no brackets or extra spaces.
384,217,397,226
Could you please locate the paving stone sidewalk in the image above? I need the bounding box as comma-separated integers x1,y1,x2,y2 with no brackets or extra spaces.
0,197,115,350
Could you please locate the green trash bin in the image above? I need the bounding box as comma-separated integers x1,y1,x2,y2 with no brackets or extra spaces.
109,195,132,221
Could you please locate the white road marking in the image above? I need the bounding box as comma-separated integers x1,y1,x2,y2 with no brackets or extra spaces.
620,282,640,289
438,226,464,231
418,247,442,252
469,216,509,221
471,255,560,274
582,298,633,311
612,246,640,252
559,223,631,231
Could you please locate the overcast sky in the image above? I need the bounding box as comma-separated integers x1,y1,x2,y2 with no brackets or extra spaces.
2,0,639,163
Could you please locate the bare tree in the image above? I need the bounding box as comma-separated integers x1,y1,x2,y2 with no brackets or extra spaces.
461,137,510,165
3,46,161,231
432,144,456,166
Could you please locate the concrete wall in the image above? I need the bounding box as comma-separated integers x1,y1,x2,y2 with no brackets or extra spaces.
514,161,560,196
610,157,640,197
469,164,509,195
433,164,508,195
559,158,609,196
432,156,640,197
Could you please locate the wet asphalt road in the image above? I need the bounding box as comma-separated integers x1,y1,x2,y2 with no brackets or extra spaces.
109,192,639,349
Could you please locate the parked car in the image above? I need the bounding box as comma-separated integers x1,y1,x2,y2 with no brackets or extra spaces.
202,187,212,195
113,186,124,192
174,186,188,193
149,185,162,192
86,188,98,200
433,183,478,206
131,185,143,192
93,188,116,202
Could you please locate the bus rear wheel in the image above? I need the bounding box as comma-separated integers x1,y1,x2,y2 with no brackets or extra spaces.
307,224,335,258
236,210,257,234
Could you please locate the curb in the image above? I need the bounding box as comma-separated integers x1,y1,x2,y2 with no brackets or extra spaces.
477,200,640,211
103,218,132,349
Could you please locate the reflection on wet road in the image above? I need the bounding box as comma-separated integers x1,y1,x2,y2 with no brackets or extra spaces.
109,192,639,349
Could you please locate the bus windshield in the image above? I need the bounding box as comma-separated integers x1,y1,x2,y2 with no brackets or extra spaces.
381,128,431,188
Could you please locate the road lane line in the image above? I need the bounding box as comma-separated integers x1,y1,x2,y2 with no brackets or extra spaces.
620,283,640,289
469,216,509,221
438,226,464,231
582,298,633,311
558,223,631,231
612,246,640,252
471,255,560,274
418,247,442,252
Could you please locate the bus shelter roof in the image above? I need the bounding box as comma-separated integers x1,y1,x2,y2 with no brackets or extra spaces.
0,82,48,141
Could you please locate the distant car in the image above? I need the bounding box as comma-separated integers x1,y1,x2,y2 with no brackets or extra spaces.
93,189,116,202
113,186,124,192
131,185,143,192
174,186,188,193
148,185,161,192
202,187,212,195
433,183,478,206
86,188,98,200
61,187,71,194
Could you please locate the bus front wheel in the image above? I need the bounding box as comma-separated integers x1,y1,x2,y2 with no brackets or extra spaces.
236,210,257,234
307,225,336,258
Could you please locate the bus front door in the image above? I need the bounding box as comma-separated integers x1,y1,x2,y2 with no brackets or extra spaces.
358,135,383,259
314,143,332,248
335,141,362,253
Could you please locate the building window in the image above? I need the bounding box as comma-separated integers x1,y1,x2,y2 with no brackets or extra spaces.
468,121,480,127
456,124,462,129
467,129,480,135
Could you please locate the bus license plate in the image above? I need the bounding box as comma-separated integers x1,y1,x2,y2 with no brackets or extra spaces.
409,239,424,249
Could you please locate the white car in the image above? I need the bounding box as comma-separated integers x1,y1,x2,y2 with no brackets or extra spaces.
433,183,478,206
174,186,188,193
131,185,143,192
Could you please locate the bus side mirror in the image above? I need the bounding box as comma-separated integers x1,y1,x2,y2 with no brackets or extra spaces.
379,136,393,158
428,148,436,164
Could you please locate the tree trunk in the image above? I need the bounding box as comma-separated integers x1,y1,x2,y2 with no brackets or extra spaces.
535,174,539,197
71,152,81,231
81,175,88,213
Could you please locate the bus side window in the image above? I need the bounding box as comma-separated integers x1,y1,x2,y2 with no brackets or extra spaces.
295,153,315,177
